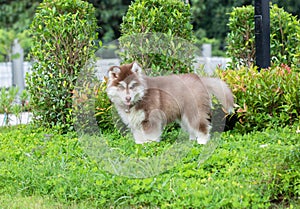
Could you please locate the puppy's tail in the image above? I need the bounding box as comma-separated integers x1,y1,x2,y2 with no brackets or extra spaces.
201,77,234,113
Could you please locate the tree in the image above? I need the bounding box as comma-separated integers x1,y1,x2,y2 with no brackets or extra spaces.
191,0,252,50
0,29,15,62
0,0,40,60
0,0,41,33
87,0,131,43
190,0,299,53
272,0,300,17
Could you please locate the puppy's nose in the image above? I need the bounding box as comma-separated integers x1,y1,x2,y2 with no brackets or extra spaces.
126,96,131,102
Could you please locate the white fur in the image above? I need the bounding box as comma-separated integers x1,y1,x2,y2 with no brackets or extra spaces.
118,107,145,128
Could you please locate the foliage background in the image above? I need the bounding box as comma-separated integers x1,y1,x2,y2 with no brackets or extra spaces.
191,0,300,53
87,0,132,43
1,0,299,59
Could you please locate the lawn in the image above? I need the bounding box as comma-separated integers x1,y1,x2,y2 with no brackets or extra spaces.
0,125,299,208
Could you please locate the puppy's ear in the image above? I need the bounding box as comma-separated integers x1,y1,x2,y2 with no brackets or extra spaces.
108,66,120,80
131,62,142,75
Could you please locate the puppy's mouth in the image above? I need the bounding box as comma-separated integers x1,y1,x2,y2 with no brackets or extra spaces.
124,101,131,106
124,101,132,113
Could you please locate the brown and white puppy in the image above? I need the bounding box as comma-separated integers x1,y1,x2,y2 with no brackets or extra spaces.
106,62,234,144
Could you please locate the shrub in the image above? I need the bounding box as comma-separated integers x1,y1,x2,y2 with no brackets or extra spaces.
219,65,300,133
119,0,196,75
226,4,300,69
27,0,98,132
72,77,116,132
0,87,30,125
94,79,117,131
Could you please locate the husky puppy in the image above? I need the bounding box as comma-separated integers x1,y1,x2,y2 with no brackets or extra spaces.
106,62,234,144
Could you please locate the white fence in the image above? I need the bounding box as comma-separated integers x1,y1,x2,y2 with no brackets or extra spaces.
0,57,230,88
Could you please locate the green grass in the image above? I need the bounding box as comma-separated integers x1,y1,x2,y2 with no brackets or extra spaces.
0,124,299,208
0,194,73,209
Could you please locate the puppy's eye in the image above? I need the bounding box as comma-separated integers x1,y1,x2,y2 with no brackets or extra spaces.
129,84,136,89
118,85,125,90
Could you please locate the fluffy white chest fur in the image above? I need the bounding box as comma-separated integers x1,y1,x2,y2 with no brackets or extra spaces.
116,106,145,129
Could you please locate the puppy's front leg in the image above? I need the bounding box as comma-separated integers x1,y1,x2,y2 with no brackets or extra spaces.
132,128,148,144
132,123,162,144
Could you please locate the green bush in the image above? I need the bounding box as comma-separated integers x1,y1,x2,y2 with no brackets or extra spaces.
226,4,300,69
72,76,122,133
219,65,300,133
94,79,119,131
119,0,195,75
27,0,98,132
72,78,116,132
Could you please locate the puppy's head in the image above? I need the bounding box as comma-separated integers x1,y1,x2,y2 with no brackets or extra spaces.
106,62,145,107
108,62,142,83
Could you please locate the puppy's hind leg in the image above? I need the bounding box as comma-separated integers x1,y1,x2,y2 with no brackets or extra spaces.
196,123,211,144
183,115,211,144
